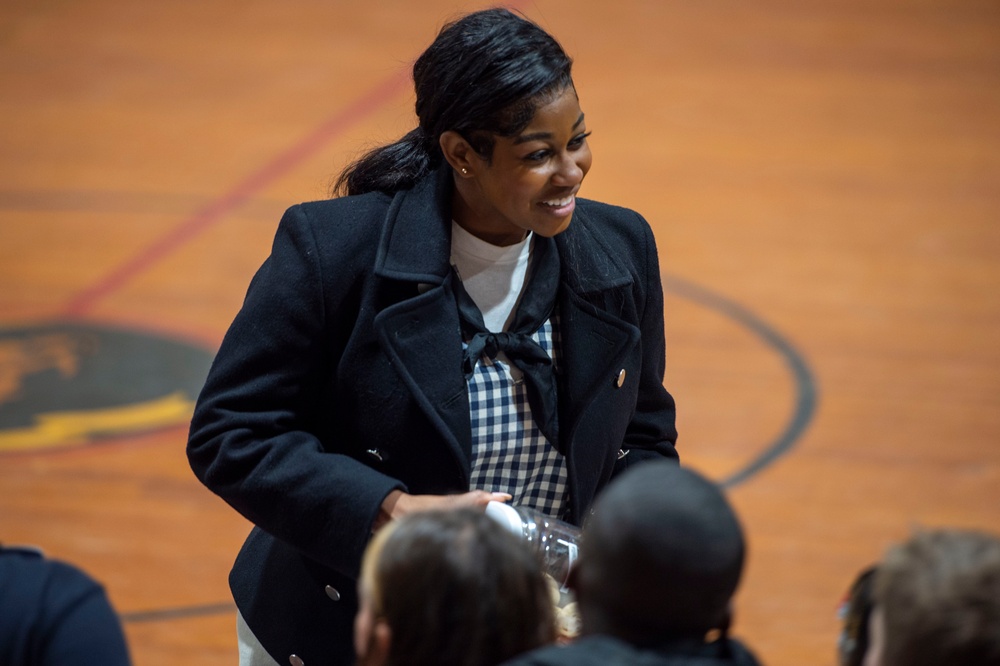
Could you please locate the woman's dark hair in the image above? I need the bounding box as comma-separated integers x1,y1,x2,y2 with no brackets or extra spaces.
374,508,556,666
333,8,574,196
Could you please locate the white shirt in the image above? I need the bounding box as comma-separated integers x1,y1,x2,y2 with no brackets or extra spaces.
449,221,532,333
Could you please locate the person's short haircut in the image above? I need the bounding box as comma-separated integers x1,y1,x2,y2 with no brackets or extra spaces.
874,528,1000,666
361,508,556,666
576,461,745,645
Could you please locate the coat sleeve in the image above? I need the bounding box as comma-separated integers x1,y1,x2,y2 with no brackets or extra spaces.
186,204,404,577
617,211,679,469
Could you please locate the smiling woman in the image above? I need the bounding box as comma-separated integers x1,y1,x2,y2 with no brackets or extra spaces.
443,89,592,245
186,8,678,665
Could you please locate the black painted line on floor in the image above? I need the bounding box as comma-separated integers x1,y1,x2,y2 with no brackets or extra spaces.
121,602,236,624
663,273,819,488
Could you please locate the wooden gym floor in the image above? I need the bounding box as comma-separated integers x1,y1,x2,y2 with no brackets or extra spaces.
1,1,998,664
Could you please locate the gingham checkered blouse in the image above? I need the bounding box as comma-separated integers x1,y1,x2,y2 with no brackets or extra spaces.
451,223,568,518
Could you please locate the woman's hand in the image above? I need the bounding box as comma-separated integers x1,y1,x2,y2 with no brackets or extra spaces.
373,489,511,531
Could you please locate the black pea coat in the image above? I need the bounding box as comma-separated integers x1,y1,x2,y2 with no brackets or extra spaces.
187,165,678,665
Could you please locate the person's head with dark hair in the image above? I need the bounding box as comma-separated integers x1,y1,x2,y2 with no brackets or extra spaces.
865,528,1000,666
571,461,746,648
354,508,556,666
334,9,590,244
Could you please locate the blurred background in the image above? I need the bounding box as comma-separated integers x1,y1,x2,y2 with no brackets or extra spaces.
1,1,998,664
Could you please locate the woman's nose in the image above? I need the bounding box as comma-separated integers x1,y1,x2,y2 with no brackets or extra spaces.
552,152,585,186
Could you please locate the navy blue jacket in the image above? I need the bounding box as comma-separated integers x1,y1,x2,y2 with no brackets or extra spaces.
187,165,678,665
0,546,131,666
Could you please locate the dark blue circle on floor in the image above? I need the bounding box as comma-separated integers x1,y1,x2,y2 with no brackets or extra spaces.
0,322,214,453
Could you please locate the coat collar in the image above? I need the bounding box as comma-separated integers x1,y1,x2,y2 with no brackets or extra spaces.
373,164,633,294
373,165,453,285
555,206,633,295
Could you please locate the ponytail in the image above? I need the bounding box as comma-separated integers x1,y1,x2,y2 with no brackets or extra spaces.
332,126,439,197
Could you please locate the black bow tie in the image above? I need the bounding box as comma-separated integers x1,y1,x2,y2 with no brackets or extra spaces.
453,236,561,447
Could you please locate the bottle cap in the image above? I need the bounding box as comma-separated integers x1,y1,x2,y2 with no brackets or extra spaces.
485,501,524,537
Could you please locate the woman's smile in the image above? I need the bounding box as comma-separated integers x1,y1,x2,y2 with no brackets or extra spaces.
538,193,577,215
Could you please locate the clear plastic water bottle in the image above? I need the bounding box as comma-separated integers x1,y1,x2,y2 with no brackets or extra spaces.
484,501,581,592
485,501,584,638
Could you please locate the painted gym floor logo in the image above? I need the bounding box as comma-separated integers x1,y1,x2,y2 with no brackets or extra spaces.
0,323,213,453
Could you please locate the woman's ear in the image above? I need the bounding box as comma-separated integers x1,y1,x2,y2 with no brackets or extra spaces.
439,131,477,177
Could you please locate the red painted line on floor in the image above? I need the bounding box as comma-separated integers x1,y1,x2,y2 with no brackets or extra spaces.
62,68,411,318
61,0,535,319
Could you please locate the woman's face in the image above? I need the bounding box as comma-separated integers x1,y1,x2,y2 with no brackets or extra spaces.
454,86,593,246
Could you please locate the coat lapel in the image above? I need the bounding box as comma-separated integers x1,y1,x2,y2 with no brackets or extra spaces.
372,168,473,477
557,290,639,431
555,204,640,421
555,207,642,517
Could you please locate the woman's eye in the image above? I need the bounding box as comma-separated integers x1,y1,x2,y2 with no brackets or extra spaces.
523,132,590,162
